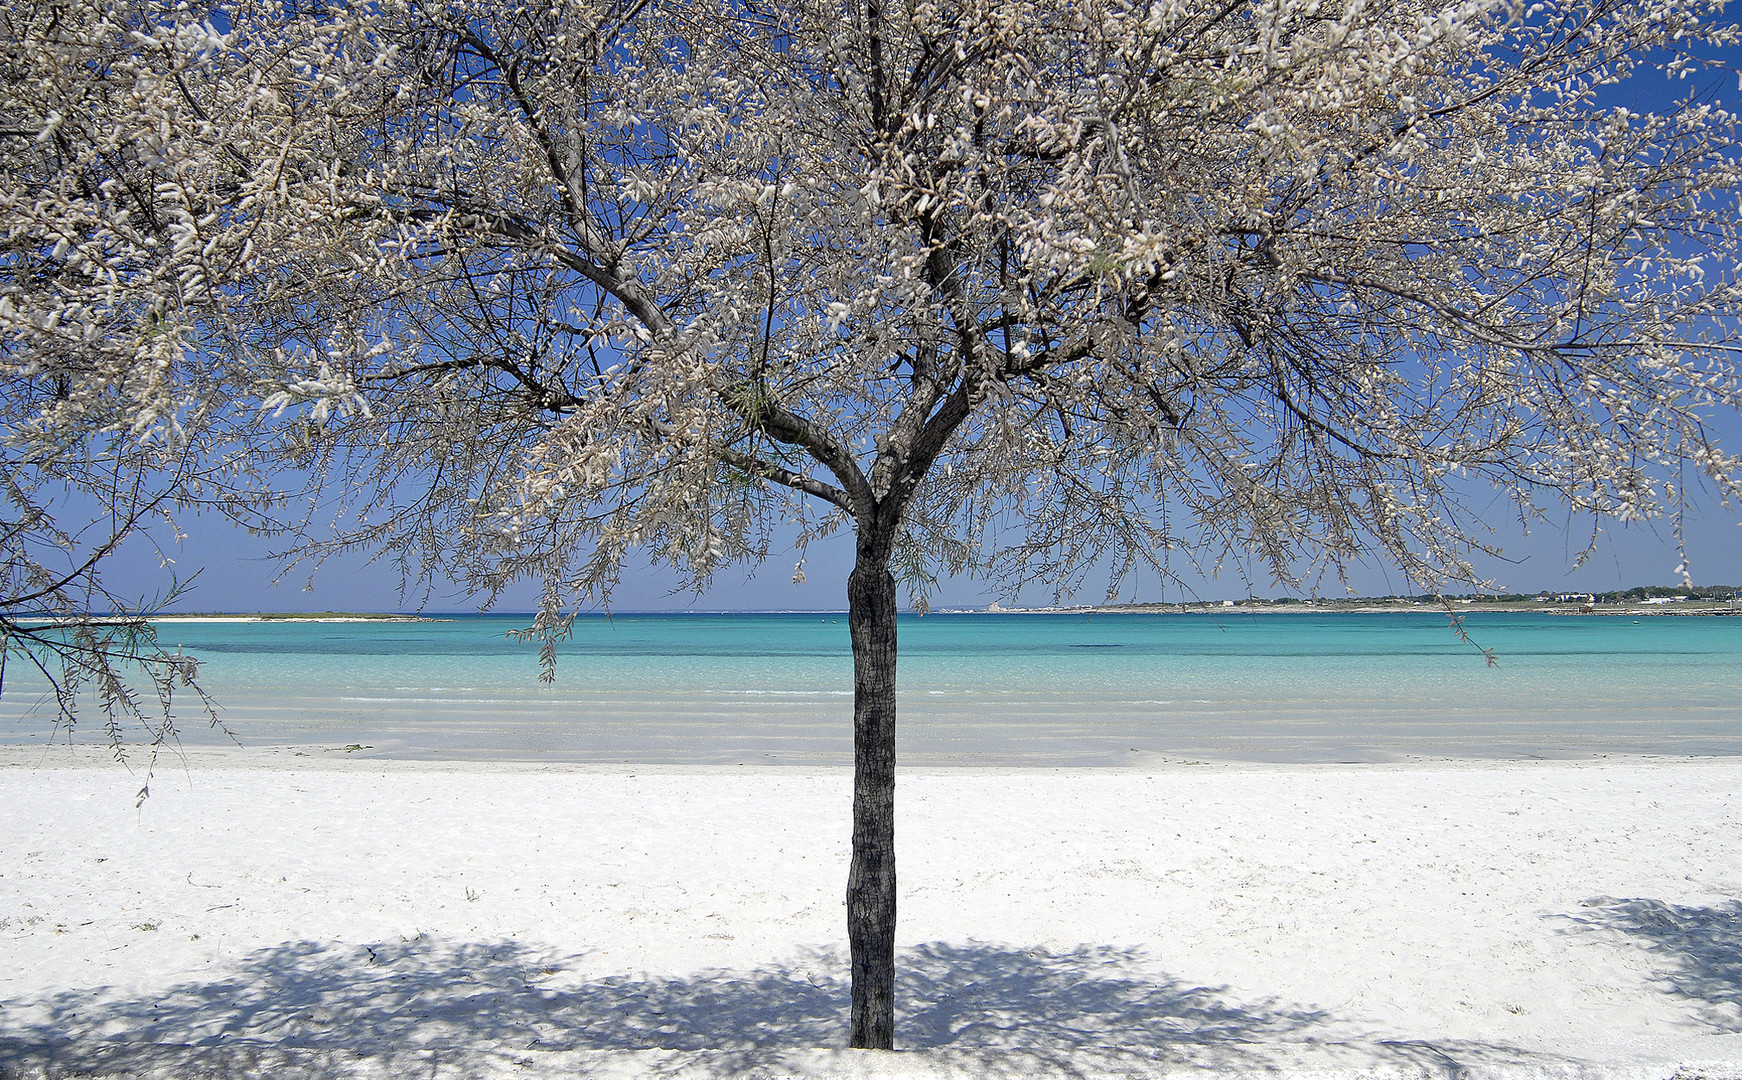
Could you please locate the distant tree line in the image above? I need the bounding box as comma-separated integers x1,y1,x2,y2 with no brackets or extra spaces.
1249,587,1742,605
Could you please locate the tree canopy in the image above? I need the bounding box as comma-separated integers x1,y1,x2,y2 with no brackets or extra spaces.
261,0,1742,620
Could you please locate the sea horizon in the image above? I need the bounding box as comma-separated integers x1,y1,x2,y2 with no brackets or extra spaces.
126,595,1742,619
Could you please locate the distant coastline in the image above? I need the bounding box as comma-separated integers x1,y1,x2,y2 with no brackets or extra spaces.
132,598,1742,620
970,596,1742,617
146,612,437,623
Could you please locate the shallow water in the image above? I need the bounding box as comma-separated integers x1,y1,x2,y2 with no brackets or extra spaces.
4,612,1740,764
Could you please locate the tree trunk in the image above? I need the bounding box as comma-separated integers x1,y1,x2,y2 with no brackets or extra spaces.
846,546,898,1049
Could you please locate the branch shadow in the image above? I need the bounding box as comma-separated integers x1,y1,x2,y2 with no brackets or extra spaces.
0,937,1324,1077
897,941,1311,1049
1559,895,1742,1030
0,937,1567,1078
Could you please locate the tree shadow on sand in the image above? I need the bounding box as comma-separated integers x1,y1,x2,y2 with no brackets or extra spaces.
0,938,1565,1078
1560,896,1742,1031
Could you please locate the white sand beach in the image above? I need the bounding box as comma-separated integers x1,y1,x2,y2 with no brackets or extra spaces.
4,748,1742,1078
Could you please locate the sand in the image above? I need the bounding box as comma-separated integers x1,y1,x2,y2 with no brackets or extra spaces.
4,747,1742,1078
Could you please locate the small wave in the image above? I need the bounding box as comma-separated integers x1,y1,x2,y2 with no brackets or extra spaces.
338,696,554,705
718,689,852,697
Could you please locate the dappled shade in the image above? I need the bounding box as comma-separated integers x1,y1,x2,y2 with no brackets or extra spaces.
0,934,1599,1077
1561,896,1742,1031
0,938,1308,1051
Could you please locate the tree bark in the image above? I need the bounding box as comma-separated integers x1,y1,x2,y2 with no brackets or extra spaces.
846,544,898,1049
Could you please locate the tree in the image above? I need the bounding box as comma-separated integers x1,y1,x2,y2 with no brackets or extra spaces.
23,0,1742,1048
0,0,370,781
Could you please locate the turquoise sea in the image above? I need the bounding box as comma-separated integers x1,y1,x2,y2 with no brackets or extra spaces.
4,612,1741,764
